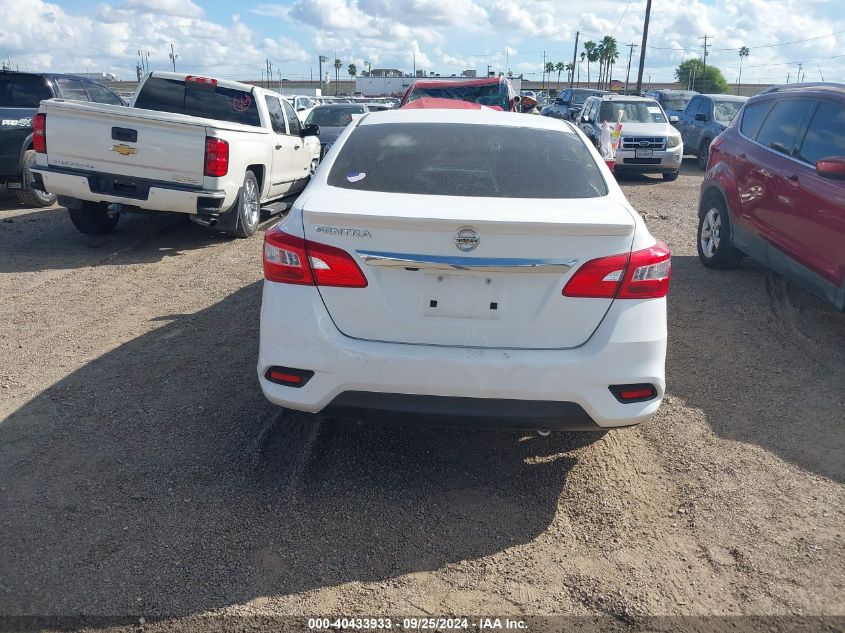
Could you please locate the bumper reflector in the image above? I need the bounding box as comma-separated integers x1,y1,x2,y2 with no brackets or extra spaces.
265,366,314,388
609,384,657,403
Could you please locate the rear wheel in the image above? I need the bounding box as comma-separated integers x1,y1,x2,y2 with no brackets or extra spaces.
663,170,680,182
697,195,743,268
697,139,711,170
231,170,260,238
67,201,119,235
15,150,57,208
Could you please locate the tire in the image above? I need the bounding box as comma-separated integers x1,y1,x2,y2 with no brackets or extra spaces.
663,170,680,182
14,150,57,208
697,195,743,269
697,139,711,170
231,170,260,239
67,201,119,235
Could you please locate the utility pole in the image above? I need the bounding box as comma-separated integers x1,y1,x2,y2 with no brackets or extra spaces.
797,62,803,83
318,55,327,95
699,34,711,91
169,43,178,72
542,50,547,91
635,0,652,94
569,31,580,88
624,43,638,93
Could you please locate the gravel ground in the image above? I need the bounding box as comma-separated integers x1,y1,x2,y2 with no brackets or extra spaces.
0,159,843,632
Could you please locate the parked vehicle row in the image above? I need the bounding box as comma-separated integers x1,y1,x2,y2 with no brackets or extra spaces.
30,72,321,237
677,93,748,169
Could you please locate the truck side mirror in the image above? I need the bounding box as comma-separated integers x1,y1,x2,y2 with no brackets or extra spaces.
301,124,319,137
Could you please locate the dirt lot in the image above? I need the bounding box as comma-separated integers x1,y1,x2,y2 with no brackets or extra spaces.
0,160,843,631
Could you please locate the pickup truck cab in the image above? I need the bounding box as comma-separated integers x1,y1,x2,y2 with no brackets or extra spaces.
400,77,517,111
31,72,320,237
676,94,747,169
0,70,123,208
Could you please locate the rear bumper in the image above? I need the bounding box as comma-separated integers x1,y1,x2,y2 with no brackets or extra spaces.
257,283,667,429
30,165,231,215
323,392,604,430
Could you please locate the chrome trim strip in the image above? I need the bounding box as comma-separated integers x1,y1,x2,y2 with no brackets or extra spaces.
356,250,578,273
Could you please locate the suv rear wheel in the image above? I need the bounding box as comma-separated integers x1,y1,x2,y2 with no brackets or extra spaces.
697,195,743,268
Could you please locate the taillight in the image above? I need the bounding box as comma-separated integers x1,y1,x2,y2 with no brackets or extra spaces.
263,227,367,288
33,113,46,154
204,137,228,177
563,240,671,299
609,383,658,403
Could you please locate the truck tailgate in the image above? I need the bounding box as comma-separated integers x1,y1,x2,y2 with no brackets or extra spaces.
42,99,206,186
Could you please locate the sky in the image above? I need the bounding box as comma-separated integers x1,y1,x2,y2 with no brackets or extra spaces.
1,0,843,85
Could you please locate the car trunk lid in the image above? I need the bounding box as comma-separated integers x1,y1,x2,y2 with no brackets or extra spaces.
302,188,636,349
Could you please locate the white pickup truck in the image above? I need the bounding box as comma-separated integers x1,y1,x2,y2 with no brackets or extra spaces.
30,72,321,237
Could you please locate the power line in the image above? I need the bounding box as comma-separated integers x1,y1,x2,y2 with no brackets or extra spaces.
611,0,634,36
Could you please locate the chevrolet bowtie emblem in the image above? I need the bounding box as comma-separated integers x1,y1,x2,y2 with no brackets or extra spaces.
110,144,137,156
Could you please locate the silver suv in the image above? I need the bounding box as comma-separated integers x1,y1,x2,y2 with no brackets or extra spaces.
577,94,684,181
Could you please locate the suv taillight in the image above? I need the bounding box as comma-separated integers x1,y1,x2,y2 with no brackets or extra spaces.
263,227,368,288
33,113,46,154
563,241,671,299
204,137,228,177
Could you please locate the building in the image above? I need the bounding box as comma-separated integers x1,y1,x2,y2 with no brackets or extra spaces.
368,68,403,78
461,70,477,78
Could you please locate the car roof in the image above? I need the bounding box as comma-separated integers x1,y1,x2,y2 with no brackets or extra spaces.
592,94,656,102
312,103,367,109
411,77,503,89
357,107,576,132
698,94,748,101
759,81,845,97
0,70,99,82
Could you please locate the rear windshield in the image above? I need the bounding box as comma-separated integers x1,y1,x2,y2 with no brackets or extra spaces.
0,75,52,108
305,106,365,126
407,83,508,110
599,100,666,123
662,98,690,111
327,123,607,198
134,76,260,127
714,100,743,123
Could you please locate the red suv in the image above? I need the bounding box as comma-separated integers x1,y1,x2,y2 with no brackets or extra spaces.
697,83,845,310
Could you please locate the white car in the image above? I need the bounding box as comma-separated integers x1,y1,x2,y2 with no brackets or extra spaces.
258,108,671,431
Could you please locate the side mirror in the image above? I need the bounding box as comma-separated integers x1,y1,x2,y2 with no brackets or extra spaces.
695,112,708,121
669,115,679,123
301,124,319,137
816,156,845,180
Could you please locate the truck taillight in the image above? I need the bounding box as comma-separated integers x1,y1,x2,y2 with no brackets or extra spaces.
263,227,367,288
186,75,218,86
33,113,46,154
204,137,228,177
563,241,671,299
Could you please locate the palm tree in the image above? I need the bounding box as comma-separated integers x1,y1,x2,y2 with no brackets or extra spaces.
583,41,597,88
347,63,357,78
544,61,555,91
599,35,618,89
737,46,750,95
565,62,575,85
333,57,342,95
555,61,566,88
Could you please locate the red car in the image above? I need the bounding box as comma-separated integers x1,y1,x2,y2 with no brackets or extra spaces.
400,76,516,111
697,83,845,310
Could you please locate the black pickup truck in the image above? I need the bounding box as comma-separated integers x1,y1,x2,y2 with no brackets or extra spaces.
0,71,124,207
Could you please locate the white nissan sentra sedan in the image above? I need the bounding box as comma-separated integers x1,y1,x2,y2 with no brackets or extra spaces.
258,108,670,432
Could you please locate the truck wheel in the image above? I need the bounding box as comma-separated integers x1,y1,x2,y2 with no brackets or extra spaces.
697,139,711,170
232,170,260,238
67,201,119,235
14,150,57,208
